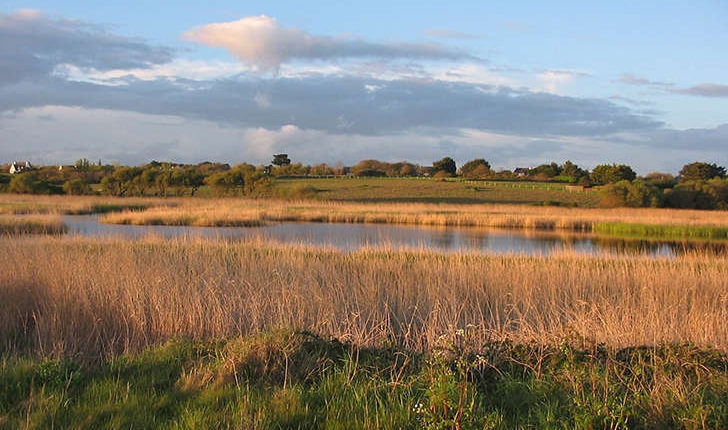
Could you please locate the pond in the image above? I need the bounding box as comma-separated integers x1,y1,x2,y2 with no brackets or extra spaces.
61,215,726,257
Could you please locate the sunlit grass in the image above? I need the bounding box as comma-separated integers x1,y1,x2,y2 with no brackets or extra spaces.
0,194,175,215
100,198,728,236
3,228,728,427
0,214,66,235
2,235,728,362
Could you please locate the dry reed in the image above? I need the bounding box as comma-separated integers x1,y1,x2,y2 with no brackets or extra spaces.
99,199,728,231
2,236,727,363
0,194,177,214
0,214,66,234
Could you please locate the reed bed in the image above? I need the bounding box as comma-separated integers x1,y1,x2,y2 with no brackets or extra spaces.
0,214,67,235
101,198,728,233
0,194,175,215
2,235,727,363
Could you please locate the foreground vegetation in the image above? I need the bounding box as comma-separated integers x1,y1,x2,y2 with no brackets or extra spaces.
2,237,728,427
3,332,728,429
3,233,728,427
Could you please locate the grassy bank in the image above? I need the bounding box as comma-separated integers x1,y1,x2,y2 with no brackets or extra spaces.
2,332,727,429
595,222,728,241
0,215,66,235
0,194,172,215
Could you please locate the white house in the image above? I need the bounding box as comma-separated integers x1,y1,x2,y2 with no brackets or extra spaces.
9,161,32,174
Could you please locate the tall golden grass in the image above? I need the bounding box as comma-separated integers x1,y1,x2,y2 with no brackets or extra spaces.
0,194,176,214
100,198,728,231
2,236,727,363
0,214,66,234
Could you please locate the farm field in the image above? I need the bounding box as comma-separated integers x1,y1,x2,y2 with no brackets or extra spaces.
272,176,602,206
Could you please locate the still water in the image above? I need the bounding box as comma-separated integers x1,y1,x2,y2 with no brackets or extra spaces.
61,215,724,257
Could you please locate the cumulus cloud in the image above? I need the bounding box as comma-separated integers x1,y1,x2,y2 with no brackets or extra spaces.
0,9,173,85
183,15,475,71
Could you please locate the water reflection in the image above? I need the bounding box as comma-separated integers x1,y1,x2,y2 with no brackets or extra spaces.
61,215,727,257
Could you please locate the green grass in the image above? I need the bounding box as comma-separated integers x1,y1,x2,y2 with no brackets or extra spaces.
3,331,728,429
594,222,728,241
272,177,601,207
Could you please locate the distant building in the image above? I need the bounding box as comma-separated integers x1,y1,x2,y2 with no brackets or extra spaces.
9,161,32,174
513,167,529,177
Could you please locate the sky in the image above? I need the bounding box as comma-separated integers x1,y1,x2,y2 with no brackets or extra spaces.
0,1,726,174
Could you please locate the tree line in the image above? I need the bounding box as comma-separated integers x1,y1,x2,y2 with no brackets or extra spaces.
2,155,727,209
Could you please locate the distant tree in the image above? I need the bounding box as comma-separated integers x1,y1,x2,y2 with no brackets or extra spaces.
182,169,205,196
664,178,728,210
74,158,91,171
272,153,292,167
459,158,492,178
310,163,334,176
599,180,662,208
63,178,91,195
590,164,636,185
204,163,271,197
529,162,561,180
559,160,588,182
205,169,245,197
351,159,387,177
432,157,456,177
642,172,676,189
397,163,418,177
8,172,55,194
679,162,726,181
0,173,10,191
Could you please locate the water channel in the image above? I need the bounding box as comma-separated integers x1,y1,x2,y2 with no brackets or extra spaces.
61,215,726,257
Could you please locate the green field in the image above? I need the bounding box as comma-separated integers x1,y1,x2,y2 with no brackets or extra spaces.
273,177,601,206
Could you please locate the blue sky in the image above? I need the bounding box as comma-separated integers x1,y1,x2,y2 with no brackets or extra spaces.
1,1,726,174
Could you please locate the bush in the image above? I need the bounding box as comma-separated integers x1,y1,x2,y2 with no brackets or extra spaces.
599,180,662,208
63,178,93,195
664,179,728,209
7,173,59,194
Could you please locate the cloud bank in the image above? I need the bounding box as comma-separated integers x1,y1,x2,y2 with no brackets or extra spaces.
0,9,173,85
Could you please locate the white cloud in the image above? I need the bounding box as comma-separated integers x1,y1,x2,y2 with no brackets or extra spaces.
61,59,253,83
183,15,475,71
536,70,588,94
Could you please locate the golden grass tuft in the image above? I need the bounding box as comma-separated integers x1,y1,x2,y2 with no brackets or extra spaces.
0,214,66,235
